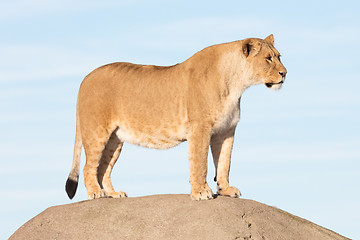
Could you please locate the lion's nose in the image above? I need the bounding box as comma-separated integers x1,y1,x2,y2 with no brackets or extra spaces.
279,71,287,78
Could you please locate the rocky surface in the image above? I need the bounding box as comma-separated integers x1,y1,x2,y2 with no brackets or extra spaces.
10,194,349,240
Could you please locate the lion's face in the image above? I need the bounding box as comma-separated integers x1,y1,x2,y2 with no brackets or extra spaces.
242,35,287,90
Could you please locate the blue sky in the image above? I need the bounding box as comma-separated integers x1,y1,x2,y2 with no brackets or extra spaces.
1,0,359,239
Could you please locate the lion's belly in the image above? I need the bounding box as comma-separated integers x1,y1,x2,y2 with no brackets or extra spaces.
115,124,186,149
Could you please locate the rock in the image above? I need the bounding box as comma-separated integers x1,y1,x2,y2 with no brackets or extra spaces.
10,194,349,240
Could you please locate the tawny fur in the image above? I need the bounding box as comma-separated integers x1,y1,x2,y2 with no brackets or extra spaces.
66,34,287,200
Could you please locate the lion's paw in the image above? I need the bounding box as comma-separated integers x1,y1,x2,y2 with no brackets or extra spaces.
217,186,241,198
88,189,108,199
107,191,127,198
191,185,214,201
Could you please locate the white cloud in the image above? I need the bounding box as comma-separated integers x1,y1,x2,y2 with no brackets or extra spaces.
0,0,160,21
0,189,62,202
234,140,360,163
280,25,360,59
0,142,71,174
0,44,98,83
123,16,276,52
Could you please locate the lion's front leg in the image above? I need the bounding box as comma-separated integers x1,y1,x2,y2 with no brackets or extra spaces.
187,126,214,200
211,127,241,198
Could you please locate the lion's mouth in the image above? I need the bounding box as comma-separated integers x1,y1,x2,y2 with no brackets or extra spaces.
265,80,284,88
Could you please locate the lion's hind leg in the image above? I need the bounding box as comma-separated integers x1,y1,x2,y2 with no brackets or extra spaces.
83,132,110,199
97,130,127,198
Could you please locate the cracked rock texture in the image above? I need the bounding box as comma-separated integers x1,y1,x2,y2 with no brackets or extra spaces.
10,194,349,240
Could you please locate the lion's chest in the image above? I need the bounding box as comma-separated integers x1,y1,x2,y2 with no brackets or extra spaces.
211,99,240,134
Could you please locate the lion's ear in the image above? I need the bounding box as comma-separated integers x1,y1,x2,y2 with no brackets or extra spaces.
264,34,275,45
242,39,261,57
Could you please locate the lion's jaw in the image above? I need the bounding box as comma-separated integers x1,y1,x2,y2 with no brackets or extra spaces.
264,77,285,91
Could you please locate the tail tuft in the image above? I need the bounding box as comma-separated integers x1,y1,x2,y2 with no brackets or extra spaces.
65,177,78,199
66,102,82,200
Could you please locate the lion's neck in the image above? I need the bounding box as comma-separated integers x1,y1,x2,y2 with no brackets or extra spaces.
217,51,253,101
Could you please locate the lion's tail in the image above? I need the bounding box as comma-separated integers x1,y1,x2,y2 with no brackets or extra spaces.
65,106,82,199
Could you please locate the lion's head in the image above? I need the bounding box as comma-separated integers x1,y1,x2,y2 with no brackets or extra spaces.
242,34,287,90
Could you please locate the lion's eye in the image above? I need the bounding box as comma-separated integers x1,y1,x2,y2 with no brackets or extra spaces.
266,56,273,62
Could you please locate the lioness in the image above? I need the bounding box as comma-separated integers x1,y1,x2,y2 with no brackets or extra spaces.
66,34,287,200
